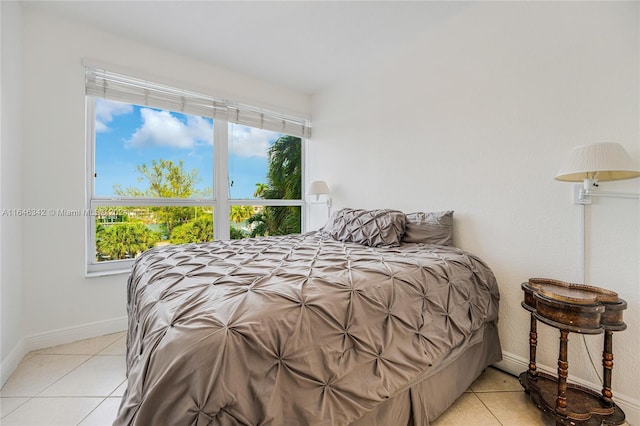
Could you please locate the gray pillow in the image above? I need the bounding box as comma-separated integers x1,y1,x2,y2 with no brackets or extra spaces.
402,211,454,245
321,208,406,247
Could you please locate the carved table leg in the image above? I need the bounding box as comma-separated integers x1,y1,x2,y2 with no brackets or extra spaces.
602,329,614,407
529,313,537,377
556,329,569,417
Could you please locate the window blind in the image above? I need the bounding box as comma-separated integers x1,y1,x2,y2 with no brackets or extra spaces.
85,67,311,138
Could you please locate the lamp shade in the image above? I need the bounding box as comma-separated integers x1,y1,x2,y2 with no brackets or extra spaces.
555,142,640,182
308,180,330,195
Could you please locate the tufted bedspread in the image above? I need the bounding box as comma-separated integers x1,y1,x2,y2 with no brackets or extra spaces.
114,232,500,426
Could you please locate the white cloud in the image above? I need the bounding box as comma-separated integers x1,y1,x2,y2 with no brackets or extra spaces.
127,108,213,149
229,125,282,158
95,99,133,132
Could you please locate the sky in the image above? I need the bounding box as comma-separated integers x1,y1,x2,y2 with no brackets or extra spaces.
95,99,285,200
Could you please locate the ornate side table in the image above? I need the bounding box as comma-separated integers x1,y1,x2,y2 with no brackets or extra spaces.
519,278,626,426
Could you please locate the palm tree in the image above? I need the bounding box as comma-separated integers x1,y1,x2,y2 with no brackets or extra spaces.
264,136,301,200
169,215,213,244
247,212,268,238
96,222,160,260
229,205,255,224
253,183,268,199
248,135,302,236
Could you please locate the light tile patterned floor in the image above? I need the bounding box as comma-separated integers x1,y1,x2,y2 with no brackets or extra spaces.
1,332,126,426
0,333,626,425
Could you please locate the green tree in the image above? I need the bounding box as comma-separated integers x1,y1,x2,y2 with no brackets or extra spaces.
264,136,301,201
249,136,302,237
229,205,255,224
114,159,199,198
253,183,268,198
96,222,160,261
230,226,248,240
247,212,268,238
170,214,213,244
114,159,209,233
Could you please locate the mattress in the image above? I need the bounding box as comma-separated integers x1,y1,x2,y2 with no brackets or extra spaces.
114,231,501,425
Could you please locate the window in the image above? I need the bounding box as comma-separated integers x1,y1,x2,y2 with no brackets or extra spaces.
228,124,303,239
85,66,310,275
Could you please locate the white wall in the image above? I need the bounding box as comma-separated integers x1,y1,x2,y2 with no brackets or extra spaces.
17,7,310,351
309,1,640,422
0,1,25,386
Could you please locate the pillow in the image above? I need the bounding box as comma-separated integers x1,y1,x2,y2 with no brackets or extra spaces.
402,211,454,245
321,208,406,247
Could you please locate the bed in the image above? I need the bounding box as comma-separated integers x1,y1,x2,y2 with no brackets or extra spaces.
114,209,501,425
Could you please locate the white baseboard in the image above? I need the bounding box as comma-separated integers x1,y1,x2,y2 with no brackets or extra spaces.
1,338,26,388
23,316,128,352
495,351,640,426
1,316,127,388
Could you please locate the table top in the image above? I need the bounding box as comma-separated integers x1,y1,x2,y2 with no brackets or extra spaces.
525,278,619,305
521,278,626,333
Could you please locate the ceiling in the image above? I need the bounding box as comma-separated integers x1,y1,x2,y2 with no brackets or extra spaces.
24,1,469,94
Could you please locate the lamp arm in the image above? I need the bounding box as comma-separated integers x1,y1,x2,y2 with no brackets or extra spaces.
582,177,598,191
575,182,640,204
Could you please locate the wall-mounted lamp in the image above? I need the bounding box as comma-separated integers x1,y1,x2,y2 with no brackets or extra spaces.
554,142,640,381
308,180,330,201
555,142,640,204
308,180,332,215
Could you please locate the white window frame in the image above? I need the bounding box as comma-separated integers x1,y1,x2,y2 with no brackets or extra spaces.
85,66,309,276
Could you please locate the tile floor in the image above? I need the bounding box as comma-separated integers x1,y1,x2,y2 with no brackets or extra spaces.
0,333,624,425
1,332,126,426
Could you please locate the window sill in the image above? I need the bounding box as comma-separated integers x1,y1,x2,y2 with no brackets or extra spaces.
86,259,134,278
85,268,131,278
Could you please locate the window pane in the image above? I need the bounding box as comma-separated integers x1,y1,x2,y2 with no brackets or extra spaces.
229,205,301,239
228,123,301,200
94,99,213,198
95,206,214,262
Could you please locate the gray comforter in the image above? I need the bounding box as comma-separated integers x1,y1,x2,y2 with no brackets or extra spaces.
115,232,500,425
